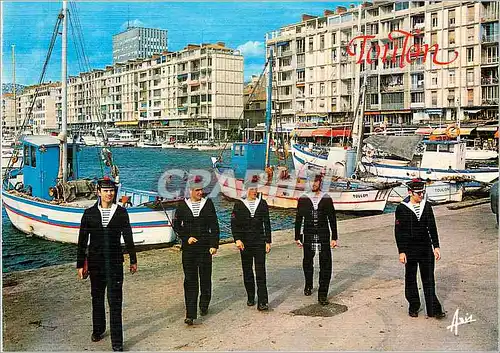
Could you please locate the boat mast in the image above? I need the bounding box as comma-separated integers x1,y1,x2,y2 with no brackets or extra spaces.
264,47,273,168
61,0,68,182
12,45,17,135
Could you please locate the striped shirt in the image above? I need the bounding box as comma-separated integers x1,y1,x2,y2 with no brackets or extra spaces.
101,208,112,227
309,193,322,210
412,203,421,219
191,201,201,217
247,199,258,217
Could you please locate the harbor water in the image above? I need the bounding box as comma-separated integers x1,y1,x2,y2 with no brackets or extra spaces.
1,147,391,273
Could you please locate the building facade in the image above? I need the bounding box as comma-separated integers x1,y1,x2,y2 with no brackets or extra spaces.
265,1,499,127
2,94,16,133
68,42,243,140
113,27,168,64
243,75,267,130
12,83,61,135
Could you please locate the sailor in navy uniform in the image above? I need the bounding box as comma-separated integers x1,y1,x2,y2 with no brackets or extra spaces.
173,174,220,325
231,174,272,311
77,177,137,352
294,173,338,305
395,178,446,319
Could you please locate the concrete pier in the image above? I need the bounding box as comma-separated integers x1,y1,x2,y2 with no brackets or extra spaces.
2,203,498,351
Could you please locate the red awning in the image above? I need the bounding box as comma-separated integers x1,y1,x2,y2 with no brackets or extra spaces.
293,129,315,137
495,129,499,138
311,128,352,137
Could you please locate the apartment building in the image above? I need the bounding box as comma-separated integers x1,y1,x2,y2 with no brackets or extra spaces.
13,83,61,135
265,1,499,127
243,75,267,129
113,27,168,64
68,42,243,140
2,94,16,133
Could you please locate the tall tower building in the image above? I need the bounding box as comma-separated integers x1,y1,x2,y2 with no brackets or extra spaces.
113,27,168,63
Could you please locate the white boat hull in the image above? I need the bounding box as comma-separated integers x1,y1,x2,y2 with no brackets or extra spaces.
214,169,391,212
291,144,347,177
362,160,498,184
465,149,498,161
2,191,177,246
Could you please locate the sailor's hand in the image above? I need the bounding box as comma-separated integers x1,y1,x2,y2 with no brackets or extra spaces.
235,240,244,251
399,253,407,264
434,248,441,261
209,248,217,255
77,268,84,279
265,243,271,253
188,237,198,245
130,263,137,274
330,240,337,248
295,240,303,248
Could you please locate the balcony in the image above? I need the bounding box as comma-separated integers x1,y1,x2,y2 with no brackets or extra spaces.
277,94,293,101
367,103,380,110
481,76,499,85
381,103,405,110
410,102,425,108
482,56,499,65
381,84,405,92
481,12,499,23
277,79,293,86
410,84,424,91
482,34,499,43
482,97,499,105
277,49,292,57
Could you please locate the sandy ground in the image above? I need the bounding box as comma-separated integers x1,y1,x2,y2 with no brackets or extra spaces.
2,203,498,351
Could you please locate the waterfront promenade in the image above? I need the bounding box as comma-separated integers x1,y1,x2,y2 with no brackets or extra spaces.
2,203,498,351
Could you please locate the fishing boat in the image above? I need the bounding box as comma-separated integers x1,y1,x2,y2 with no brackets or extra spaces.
2,1,180,247
211,47,395,212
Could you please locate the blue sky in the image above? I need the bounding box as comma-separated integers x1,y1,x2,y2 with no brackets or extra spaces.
2,1,351,85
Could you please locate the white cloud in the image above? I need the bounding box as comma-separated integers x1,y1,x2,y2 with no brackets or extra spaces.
244,62,266,82
237,41,265,58
120,19,145,31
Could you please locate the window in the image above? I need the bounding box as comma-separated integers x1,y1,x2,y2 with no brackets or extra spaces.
297,38,305,53
449,69,456,85
23,144,30,166
320,83,325,95
467,27,474,42
467,88,474,104
449,9,455,26
467,5,474,22
320,35,325,50
447,89,455,106
431,71,438,86
297,70,305,82
466,68,474,84
431,32,438,46
448,30,455,45
411,92,424,103
331,32,337,45
448,50,456,62
466,47,474,63
431,13,438,28
431,90,437,106
370,94,379,104
309,84,314,95
308,37,314,52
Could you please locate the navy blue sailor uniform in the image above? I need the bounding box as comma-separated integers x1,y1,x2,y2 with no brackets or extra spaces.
173,197,220,320
394,196,443,316
77,202,136,350
231,196,272,306
294,192,338,301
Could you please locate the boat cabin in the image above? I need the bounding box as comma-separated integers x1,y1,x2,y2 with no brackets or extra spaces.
21,136,81,200
421,140,466,170
231,142,266,179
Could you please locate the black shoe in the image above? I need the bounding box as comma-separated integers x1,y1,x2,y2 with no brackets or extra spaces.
304,287,312,296
247,299,256,306
257,303,269,311
318,297,330,306
91,333,104,342
184,318,194,326
112,346,123,352
430,312,446,319
200,308,208,316
409,311,418,318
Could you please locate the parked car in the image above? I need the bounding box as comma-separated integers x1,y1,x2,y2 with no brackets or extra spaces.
491,181,498,225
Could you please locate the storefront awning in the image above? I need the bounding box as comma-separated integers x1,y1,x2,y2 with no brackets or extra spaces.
311,127,352,137
464,109,482,114
476,125,498,132
115,120,139,126
293,129,315,137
